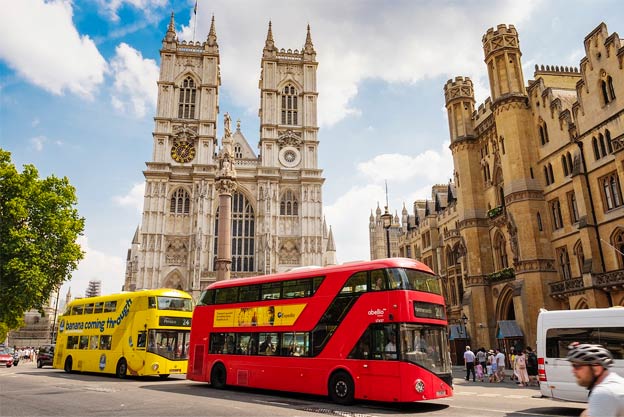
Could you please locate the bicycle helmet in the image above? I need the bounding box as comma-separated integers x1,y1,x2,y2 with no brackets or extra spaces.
566,342,613,368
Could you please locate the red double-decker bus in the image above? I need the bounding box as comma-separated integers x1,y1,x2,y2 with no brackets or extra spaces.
187,258,452,404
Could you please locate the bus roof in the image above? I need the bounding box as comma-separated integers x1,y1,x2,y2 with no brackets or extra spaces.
207,258,434,290
65,288,192,307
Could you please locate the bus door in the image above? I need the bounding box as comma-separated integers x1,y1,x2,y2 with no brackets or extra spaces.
353,324,400,402
127,327,147,374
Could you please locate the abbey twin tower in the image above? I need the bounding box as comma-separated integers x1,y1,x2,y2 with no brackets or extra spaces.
124,15,336,298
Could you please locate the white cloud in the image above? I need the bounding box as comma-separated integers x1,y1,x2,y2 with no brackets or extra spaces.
113,182,145,214
176,0,540,127
30,136,47,151
0,0,106,99
96,0,168,22
60,235,126,301
110,43,159,118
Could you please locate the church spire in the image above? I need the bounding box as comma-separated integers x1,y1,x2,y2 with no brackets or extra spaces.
303,24,316,59
207,15,218,47
164,12,176,42
263,21,276,57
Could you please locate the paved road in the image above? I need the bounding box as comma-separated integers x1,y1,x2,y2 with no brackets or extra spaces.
0,361,585,417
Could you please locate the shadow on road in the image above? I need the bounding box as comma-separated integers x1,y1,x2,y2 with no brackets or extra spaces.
142,382,450,415
505,406,584,417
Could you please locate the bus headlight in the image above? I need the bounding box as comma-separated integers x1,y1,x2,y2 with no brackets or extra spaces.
151,363,160,371
414,379,425,393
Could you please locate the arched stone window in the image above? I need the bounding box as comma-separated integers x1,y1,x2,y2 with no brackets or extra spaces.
601,172,623,211
592,137,600,160
170,188,190,214
493,232,509,270
601,75,616,105
213,192,255,272
280,84,298,125
599,133,607,157
539,121,549,145
178,76,197,119
606,129,613,154
279,189,298,215
613,229,624,269
562,155,569,176
537,212,543,231
234,144,243,159
566,152,573,174
556,246,572,280
573,240,584,277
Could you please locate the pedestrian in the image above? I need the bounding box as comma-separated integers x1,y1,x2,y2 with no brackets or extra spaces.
495,348,506,382
514,350,530,387
464,346,476,382
476,362,484,382
488,349,499,383
476,347,487,375
508,347,517,381
567,342,624,417
526,346,539,386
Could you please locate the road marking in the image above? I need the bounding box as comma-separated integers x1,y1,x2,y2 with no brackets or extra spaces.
476,393,500,397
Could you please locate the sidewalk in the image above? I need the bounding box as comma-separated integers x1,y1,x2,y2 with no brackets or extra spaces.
451,366,540,390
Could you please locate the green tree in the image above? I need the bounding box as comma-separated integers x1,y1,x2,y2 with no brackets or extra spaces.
0,149,85,329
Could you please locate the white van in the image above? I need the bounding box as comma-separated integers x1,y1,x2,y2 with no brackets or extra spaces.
536,307,624,402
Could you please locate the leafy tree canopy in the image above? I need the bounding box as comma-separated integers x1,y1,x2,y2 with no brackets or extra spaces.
0,149,85,329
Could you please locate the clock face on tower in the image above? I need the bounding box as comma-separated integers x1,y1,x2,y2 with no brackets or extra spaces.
171,140,196,163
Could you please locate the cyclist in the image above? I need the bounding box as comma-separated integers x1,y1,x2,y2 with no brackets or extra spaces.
566,342,624,417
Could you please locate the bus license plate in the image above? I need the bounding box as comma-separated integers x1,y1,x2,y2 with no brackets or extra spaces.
170,369,181,373
436,390,447,397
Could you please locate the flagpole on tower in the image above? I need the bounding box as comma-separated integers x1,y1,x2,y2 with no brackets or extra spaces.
192,1,198,42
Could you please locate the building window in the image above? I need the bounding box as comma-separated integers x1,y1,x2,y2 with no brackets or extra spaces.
537,212,543,231
170,188,190,214
549,163,555,184
567,191,579,223
566,152,573,174
599,133,607,158
544,166,550,185
550,199,563,230
539,122,549,145
605,130,613,154
574,240,585,277
493,232,509,270
614,229,624,268
562,155,569,176
214,192,255,272
280,84,298,125
178,76,197,119
592,137,600,160
601,75,616,105
234,144,243,159
600,172,623,211
279,190,299,216
556,246,572,280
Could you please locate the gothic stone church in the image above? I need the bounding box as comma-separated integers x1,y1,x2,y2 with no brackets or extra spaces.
124,15,336,299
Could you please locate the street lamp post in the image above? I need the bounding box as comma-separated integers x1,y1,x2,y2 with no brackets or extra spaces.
380,206,392,258
461,313,468,340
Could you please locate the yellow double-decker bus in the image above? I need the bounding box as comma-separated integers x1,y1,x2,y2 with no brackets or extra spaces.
54,289,193,378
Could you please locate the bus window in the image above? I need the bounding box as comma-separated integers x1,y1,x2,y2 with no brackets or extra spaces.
259,333,278,355
79,336,89,350
104,301,117,313
312,276,324,294
215,287,239,304
340,272,367,294
67,336,79,349
282,332,309,356
369,324,397,360
238,285,260,302
261,282,281,300
89,336,99,350
198,290,214,306
349,329,372,359
210,333,225,354
100,335,112,350
400,323,451,374
84,303,95,314
387,268,403,290
399,268,441,295
72,304,84,315
371,269,388,291
137,331,146,349
148,296,156,308
149,330,190,359
283,279,310,298
156,296,193,311
93,302,104,314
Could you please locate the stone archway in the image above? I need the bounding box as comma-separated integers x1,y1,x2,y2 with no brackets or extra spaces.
496,285,516,321
162,270,185,290
573,298,589,310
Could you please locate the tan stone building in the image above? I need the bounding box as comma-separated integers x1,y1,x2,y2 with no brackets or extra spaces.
371,22,624,356
125,16,336,299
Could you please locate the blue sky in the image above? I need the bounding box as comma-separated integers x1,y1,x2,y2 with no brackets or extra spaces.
1,0,622,299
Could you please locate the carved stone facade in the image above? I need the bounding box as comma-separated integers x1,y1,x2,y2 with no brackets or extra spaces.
124,16,336,299
370,22,624,351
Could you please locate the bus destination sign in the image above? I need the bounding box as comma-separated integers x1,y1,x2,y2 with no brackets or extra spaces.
159,316,191,327
413,302,446,320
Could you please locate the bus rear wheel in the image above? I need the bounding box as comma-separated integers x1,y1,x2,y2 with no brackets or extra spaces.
64,357,73,373
116,359,127,379
329,371,354,405
210,363,227,389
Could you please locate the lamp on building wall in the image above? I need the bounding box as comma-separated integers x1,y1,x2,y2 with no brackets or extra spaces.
381,206,392,258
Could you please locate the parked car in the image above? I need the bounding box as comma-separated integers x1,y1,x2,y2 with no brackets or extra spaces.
37,345,55,368
0,347,14,367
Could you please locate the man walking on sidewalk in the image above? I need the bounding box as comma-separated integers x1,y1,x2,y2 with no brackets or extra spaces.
464,346,476,382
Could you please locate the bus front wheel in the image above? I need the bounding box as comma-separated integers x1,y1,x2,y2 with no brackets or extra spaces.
64,357,73,373
116,359,127,379
210,363,227,389
329,371,354,405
